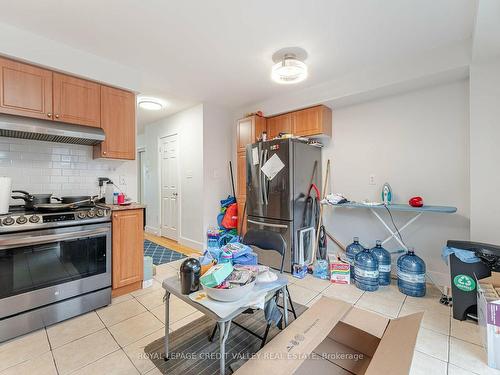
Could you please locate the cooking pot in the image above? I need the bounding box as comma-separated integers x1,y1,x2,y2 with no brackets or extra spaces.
11,190,54,209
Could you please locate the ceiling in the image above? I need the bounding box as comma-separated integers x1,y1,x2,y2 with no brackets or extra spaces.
0,0,476,127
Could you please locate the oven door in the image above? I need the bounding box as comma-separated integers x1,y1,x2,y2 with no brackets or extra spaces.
0,223,111,319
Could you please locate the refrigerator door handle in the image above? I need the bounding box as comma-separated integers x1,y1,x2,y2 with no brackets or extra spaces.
259,149,266,204
247,219,288,229
262,149,269,205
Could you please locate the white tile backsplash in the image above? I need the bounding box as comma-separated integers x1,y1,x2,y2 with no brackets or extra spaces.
0,137,137,203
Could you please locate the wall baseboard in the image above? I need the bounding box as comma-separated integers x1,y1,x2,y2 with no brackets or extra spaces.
179,236,203,252
145,226,160,236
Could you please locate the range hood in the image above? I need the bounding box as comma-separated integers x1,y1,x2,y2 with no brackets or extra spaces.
0,114,105,145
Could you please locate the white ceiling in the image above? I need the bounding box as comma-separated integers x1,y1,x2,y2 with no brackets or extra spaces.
0,0,476,127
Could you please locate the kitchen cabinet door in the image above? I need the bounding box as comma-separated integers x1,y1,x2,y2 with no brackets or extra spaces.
237,117,253,153
0,57,53,120
95,86,136,160
112,209,144,294
237,151,247,198
292,105,332,137
237,115,266,152
53,73,100,127
267,113,292,139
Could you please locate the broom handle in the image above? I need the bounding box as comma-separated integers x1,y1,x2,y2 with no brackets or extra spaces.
229,161,236,199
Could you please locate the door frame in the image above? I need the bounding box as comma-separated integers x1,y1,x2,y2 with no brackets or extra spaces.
137,146,146,205
157,133,181,241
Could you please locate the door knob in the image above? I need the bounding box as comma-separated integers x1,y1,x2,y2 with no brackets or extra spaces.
173,192,178,196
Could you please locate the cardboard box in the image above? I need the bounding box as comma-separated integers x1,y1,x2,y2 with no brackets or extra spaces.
477,272,500,370
235,296,422,375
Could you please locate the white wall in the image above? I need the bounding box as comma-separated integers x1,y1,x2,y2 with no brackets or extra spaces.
322,80,470,287
0,137,136,202
141,104,204,249
202,104,234,241
469,58,500,244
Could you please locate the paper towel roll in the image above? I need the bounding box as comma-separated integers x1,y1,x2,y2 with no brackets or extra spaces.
0,177,12,214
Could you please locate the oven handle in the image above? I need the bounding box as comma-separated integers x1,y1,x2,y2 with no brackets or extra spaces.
0,227,110,249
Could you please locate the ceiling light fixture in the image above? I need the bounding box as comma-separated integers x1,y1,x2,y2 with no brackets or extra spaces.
137,97,165,111
271,49,308,84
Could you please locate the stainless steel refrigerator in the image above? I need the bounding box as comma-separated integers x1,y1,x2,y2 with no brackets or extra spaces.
245,138,321,272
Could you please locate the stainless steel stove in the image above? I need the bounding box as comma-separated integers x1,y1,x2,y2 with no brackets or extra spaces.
0,204,111,233
0,204,112,342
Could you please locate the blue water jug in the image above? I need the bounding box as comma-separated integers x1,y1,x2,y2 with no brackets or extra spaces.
397,248,426,297
346,237,364,281
354,248,379,291
370,240,391,286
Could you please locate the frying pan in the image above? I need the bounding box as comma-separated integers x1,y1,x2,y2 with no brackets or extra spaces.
54,195,97,207
11,190,54,209
33,199,94,212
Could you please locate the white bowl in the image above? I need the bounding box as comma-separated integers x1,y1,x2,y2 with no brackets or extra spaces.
203,280,256,302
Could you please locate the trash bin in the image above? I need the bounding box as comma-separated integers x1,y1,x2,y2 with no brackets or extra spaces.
446,240,500,321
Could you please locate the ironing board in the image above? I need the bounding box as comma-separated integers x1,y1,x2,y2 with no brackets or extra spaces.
326,202,457,251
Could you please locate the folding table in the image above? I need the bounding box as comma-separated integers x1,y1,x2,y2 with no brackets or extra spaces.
162,274,289,375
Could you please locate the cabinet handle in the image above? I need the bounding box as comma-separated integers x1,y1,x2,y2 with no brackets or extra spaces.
103,151,107,155
55,114,59,119
47,113,52,118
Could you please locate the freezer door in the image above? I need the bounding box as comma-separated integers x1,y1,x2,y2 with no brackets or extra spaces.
246,139,292,220
246,216,292,272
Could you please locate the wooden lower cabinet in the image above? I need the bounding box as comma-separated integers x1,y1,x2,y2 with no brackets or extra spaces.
237,198,247,236
112,209,144,297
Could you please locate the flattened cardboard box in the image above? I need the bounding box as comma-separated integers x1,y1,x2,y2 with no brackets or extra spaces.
477,272,500,370
235,296,423,375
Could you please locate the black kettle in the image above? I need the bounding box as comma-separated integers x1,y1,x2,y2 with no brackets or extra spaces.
179,258,201,295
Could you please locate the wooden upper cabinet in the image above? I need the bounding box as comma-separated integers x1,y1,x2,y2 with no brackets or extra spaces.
292,105,332,137
53,73,100,127
237,115,266,152
0,57,53,120
94,86,136,160
112,209,144,291
267,113,292,139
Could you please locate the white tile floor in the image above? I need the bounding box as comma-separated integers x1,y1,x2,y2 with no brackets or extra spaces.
0,261,497,375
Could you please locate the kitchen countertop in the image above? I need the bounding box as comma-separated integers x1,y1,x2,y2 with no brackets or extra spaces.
104,203,146,211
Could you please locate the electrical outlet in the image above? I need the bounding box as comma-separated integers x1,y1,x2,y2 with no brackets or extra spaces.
369,174,376,185
119,175,126,185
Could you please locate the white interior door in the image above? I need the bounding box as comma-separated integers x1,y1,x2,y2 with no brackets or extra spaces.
160,134,179,241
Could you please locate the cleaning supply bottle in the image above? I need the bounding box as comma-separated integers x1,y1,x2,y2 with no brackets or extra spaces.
346,237,364,281
397,247,426,297
370,240,392,286
354,248,379,291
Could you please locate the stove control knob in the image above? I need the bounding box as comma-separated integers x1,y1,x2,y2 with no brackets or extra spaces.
3,216,14,226
87,211,95,218
77,212,86,219
29,215,40,223
16,216,28,224
96,209,104,217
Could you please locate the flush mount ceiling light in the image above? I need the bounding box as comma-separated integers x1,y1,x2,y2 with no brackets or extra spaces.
137,97,165,111
271,47,308,84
